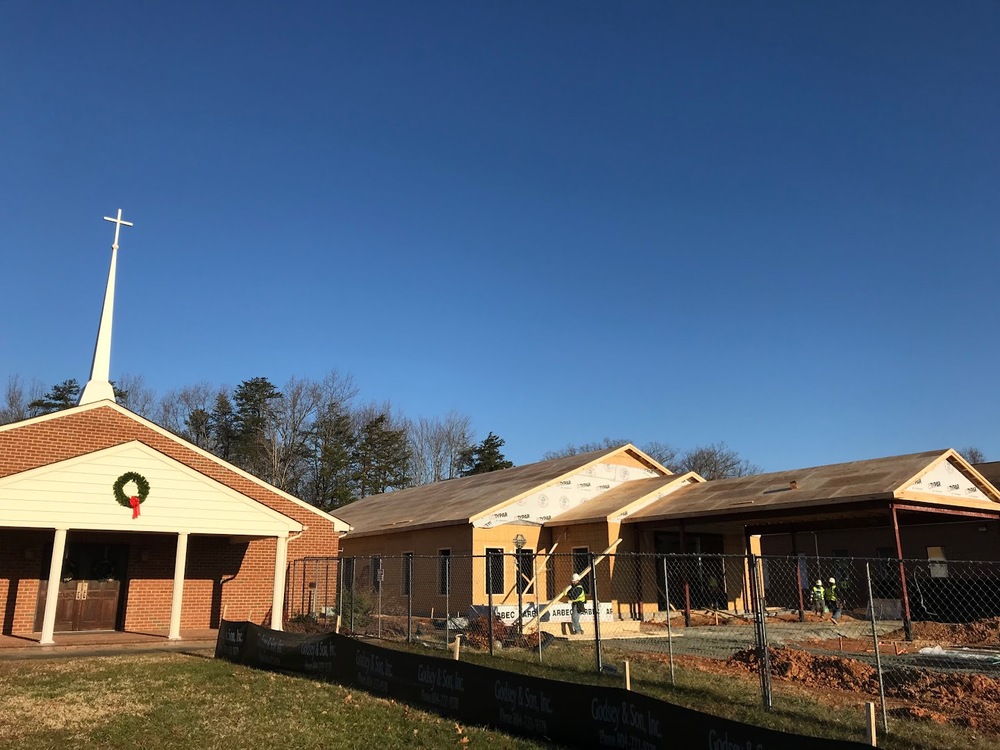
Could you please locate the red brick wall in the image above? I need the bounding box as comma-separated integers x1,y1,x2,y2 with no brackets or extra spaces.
0,405,340,635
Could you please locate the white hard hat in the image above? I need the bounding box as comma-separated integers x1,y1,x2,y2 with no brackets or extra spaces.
816,580,823,586
571,573,581,582
828,577,836,583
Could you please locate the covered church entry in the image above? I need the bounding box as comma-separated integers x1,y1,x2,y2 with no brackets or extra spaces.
33,540,130,632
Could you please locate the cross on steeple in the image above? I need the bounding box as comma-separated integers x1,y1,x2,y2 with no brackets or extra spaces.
80,209,135,406
104,208,133,250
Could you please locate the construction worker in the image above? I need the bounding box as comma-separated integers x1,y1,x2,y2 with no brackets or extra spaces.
566,573,587,635
810,579,826,616
825,577,842,623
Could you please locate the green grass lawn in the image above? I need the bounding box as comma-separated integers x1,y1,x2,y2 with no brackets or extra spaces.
1,642,996,750
0,650,551,750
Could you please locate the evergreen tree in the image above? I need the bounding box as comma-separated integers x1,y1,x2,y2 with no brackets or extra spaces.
28,379,82,414
304,402,357,510
351,411,412,499
232,377,282,479
208,391,238,461
458,432,514,476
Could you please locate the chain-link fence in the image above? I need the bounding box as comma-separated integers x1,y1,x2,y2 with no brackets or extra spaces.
287,552,1000,730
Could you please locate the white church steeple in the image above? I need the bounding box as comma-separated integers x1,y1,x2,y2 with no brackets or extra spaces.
79,209,133,406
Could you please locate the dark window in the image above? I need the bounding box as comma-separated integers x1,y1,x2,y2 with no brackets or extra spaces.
342,558,355,592
402,552,413,595
573,547,591,594
875,547,896,579
438,549,451,595
486,548,505,595
516,548,534,595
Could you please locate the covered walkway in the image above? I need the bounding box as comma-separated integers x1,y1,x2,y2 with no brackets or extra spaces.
0,627,217,659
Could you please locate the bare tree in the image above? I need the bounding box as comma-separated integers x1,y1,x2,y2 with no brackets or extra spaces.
543,438,680,472
114,373,156,417
263,376,326,493
157,382,217,444
679,442,760,480
961,446,987,464
0,375,45,424
407,411,474,485
543,438,632,460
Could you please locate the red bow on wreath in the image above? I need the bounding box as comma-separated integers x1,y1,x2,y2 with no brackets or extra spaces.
129,496,141,519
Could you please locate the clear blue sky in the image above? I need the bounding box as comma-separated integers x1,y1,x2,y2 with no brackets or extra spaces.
2,2,998,470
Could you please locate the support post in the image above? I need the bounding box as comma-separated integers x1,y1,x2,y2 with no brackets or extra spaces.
39,528,69,645
168,532,189,640
679,525,691,627
271,534,288,631
591,552,603,674
890,505,913,641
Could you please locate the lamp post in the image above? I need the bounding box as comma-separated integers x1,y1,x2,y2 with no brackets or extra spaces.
513,534,526,637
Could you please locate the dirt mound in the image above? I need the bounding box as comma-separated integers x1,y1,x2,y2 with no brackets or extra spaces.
885,617,1000,645
728,647,878,692
717,646,1000,734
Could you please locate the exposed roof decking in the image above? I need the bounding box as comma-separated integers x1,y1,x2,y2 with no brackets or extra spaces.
335,445,669,536
624,450,1000,525
547,472,703,526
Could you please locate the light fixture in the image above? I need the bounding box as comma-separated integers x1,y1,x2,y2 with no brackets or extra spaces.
513,533,526,550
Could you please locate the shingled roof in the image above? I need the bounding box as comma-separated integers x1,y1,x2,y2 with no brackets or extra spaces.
625,449,1000,525
334,445,669,536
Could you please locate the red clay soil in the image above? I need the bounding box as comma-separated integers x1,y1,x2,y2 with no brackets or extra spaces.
640,610,860,629
883,617,1000,646
723,647,1000,734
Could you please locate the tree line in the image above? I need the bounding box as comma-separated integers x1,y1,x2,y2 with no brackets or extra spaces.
1,373,515,510
2,372,814,510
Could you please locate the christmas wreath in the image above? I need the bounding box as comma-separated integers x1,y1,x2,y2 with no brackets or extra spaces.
113,471,150,519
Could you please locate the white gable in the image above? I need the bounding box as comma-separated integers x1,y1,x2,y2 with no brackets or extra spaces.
474,461,660,528
0,441,301,536
906,459,990,501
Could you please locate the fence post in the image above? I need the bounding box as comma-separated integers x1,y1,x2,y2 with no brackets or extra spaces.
865,563,889,735
662,556,675,686
794,551,806,623
748,553,773,710
314,558,321,616
407,554,414,644
446,556,452,650
376,560,383,639
324,558,331,617
350,558,356,633
679,527,692,627
487,553,495,657
534,553,542,663
591,552,603,675
337,558,344,621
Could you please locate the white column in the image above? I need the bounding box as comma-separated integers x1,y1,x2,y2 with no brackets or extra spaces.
168,532,189,640
271,535,288,631
40,528,68,645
